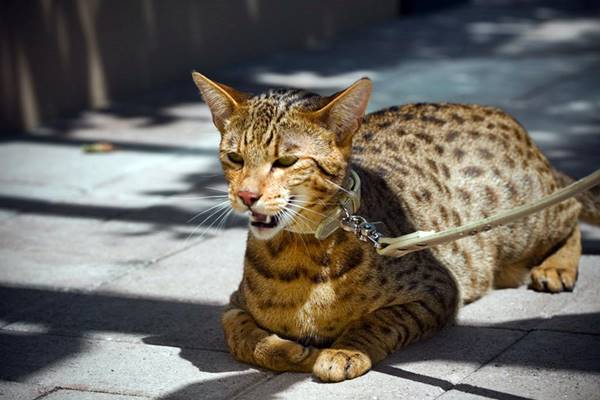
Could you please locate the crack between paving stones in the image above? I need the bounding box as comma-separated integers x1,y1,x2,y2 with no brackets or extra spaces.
31,386,61,400
48,385,151,399
228,373,282,400
533,328,600,337
429,331,533,400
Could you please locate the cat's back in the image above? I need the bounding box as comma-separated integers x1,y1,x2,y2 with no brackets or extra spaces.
352,103,580,298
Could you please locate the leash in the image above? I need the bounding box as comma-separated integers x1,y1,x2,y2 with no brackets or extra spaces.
313,169,600,258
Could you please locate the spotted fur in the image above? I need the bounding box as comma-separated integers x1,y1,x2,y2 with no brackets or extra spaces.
192,73,599,382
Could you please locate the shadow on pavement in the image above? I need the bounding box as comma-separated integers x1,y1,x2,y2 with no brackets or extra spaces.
1,283,599,398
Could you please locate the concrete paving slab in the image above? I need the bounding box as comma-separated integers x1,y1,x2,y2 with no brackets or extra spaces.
0,331,269,399
40,389,150,399
455,330,600,400
0,210,17,224
34,107,216,147
0,209,235,269
0,141,176,192
1,288,227,352
235,371,442,400
456,257,599,331
380,326,524,385
0,250,144,292
456,284,571,331
0,380,51,400
93,152,223,201
2,228,246,350
100,228,246,303
437,389,491,400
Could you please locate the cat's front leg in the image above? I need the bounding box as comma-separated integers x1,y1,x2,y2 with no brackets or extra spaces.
222,308,320,372
313,298,450,382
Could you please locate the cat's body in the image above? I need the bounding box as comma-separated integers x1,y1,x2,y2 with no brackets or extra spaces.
192,73,598,382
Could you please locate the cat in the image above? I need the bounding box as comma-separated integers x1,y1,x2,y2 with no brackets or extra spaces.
191,72,600,382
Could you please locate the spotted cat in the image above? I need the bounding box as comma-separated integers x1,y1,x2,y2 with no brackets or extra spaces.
192,72,600,382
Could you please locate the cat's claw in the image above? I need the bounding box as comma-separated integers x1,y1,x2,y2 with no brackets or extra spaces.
313,348,372,382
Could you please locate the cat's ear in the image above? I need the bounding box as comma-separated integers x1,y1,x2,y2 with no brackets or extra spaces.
192,72,250,132
312,78,372,144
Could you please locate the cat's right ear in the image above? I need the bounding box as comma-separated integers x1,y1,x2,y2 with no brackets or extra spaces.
192,72,250,132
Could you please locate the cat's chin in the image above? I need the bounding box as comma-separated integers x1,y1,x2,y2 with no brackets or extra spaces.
249,223,285,240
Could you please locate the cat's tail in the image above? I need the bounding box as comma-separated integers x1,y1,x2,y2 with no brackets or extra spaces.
553,169,600,225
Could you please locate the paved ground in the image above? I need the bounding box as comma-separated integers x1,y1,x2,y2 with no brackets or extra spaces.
1,0,600,399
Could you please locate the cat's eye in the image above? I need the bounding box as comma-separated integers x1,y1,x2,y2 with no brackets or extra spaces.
273,156,299,168
227,152,244,165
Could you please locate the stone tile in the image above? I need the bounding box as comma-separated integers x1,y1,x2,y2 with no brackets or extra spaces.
457,259,599,332
370,55,600,110
456,331,600,400
0,331,268,399
0,141,175,191
41,108,216,147
456,286,571,331
94,155,224,202
437,390,489,400
3,229,247,350
536,255,600,334
0,211,244,327
380,326,525,385
0,380,51,400
100,228,246,303
40,389,150,399
0,210,17,224
0,249,144,291
235,371,442,400
0,181,170,214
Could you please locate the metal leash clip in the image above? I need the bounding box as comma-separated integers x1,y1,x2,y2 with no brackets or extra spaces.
339,205,382,249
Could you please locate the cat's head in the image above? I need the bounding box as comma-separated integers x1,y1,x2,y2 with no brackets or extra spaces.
192,72,371,240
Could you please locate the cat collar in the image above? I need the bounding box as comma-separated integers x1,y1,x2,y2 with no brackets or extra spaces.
314,170,362,241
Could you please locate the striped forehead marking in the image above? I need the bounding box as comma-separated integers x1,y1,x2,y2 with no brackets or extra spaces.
240,89,322,154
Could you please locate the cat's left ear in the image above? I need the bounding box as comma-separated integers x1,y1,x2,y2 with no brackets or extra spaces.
312,78,372,145
192,72,250,132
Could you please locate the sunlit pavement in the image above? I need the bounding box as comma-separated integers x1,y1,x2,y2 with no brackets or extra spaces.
1,1,600,399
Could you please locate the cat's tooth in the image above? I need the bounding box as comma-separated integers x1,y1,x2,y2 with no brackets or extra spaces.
265,215,272,224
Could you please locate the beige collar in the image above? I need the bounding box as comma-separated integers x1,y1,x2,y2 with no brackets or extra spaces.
313,170,361,240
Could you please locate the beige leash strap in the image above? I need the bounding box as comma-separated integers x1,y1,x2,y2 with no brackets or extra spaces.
376,169,600,257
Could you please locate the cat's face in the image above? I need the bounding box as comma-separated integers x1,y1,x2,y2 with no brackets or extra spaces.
192,73,371,240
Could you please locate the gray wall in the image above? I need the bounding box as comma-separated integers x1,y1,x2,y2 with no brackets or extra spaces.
0,0,398,134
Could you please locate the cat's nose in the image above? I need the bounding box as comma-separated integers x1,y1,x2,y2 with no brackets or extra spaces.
238,190,261,207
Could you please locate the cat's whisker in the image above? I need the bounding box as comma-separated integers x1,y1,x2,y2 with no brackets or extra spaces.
187,200,231,223
325,178,353,196
284,205,314,225
184,205,231,244
184,204,232,245
171,194,229,202
216,208,234,232
288,201,326,217
204,186,229,193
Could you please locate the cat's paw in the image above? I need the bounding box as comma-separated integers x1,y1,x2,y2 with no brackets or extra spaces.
530,264,577,293
313,348,372,382
254,334,317,372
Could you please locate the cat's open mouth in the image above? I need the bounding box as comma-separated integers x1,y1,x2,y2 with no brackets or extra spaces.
250,211,280,229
